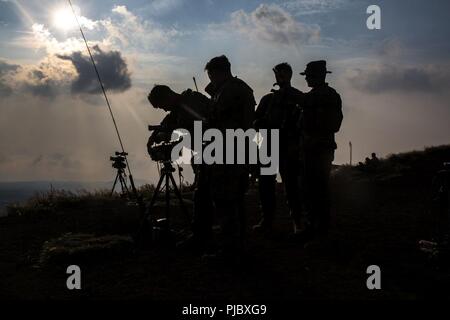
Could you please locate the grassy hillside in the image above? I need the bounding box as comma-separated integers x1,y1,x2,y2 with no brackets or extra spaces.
0,145,449,300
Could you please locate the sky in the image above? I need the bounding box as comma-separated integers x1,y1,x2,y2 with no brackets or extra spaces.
0,0,450,183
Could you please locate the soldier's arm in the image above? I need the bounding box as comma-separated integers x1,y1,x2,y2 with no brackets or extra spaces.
244,89,256,130
254,94,271,129
316,91,343,134
191,91,211,122
177,92,211,133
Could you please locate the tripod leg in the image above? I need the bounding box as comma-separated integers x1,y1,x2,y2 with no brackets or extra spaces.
141,172,165,222
119,173,130,196
165,172,171,227
169,173,190,221
119,174,125,195
129,174,145,215
123,177,131,196
136,172,166,239
111,172,120,196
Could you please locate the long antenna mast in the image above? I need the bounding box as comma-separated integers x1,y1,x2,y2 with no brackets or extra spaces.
67,0,138,193
193,76,199,92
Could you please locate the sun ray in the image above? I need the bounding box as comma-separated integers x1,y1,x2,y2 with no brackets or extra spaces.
11,0,35,26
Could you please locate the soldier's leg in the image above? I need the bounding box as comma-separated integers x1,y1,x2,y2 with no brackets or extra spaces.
237,174,249,246
192,167,214,243
256,173,277,228
313,151,334,235
304,150,333,235
279,156,302,230
213,168,247,256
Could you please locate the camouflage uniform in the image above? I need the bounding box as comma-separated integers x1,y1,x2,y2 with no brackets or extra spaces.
204,76,256,251
299,82,343,234
254,85,304,228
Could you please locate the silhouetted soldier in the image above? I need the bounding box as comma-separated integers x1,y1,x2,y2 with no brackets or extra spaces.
252,63,304,234
204,55,256,257
147,85,209,148
147,85,214,251
296,60,343,242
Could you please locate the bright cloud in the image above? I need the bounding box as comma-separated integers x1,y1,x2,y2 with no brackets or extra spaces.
230,4,320,46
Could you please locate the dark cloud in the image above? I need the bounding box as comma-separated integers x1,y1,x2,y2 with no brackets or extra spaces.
0,60,19,74
230,4,320,46
57,46,132,94
0,59,19,95
1,59,61,97
348,64,450,94
22,68,58,97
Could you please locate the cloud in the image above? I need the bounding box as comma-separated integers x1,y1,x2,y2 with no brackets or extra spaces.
279,0,349,15
0,59,20,95
21,58,76,97
144,0,185,16
377,38,404,57
1,45,131,97
103,5,181,50
0,55,76,97
347,64,450,94
29,23,86,54
4,5,184,98
230,4,320,46
57,45,131,94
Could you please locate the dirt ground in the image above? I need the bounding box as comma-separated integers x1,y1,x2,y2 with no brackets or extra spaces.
0,167,449,301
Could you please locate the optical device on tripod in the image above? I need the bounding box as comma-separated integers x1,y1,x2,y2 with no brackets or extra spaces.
137,125,190,245
110,151,132,197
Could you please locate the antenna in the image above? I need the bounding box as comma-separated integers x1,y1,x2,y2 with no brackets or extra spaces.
67,0,139,196
193,76,199,92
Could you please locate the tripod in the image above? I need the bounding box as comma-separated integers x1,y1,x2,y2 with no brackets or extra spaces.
137,160,189,243
109,152,144,213
111,166,131,197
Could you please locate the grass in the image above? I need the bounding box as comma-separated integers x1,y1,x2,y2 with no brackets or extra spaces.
6,188,120,217
1,145,450,300
4,178,196,218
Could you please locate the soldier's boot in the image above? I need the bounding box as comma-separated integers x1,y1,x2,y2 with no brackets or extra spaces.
288,211,316,244
252,200,276,236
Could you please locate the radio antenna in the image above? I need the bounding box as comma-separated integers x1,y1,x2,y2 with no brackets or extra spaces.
67,0,139,196
193,76,199,92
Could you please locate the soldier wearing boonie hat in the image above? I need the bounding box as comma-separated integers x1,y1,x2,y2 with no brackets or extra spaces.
294,60,343,244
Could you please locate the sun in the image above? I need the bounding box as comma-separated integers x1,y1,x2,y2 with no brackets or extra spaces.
52,8,77,31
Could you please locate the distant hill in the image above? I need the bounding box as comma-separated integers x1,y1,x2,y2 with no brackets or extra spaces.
381,144,450,176
336,144,450,184
0,180,150,216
